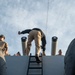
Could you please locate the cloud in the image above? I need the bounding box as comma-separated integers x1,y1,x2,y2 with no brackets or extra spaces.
0,0,75,55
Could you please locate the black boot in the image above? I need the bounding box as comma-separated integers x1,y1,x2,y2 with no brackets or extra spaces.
35,54,41,64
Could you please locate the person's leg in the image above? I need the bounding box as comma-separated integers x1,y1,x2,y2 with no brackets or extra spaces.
0,57,7,75
34,31,41,57
34,31,41,63
26,31,34,55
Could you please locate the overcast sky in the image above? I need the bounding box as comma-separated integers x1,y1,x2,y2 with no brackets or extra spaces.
0,0,75,55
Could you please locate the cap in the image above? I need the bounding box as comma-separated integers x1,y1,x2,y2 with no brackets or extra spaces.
0,35,5,39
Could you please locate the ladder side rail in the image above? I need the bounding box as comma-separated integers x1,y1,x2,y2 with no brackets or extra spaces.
26,54,32,75
41,54,43,75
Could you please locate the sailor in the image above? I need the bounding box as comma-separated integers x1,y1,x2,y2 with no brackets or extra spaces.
0,35,8,75
18,28,46,63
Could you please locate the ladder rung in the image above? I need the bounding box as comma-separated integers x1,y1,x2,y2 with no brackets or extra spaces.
28,74,42,75
30,61,37,63
29,67,42,69
30,61,42,63
30,56,42,57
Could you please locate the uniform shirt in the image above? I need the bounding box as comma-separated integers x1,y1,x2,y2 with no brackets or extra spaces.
0,41,8,61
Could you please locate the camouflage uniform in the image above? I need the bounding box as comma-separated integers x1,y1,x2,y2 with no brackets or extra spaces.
0,35,8,75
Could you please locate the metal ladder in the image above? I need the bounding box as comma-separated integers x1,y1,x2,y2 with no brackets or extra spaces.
26,53,43,75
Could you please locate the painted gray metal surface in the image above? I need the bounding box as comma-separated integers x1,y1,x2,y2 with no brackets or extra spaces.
5,55,64,75
5,56,29,75
43,56,65,75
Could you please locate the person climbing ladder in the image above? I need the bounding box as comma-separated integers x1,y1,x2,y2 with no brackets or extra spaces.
18,28,46,63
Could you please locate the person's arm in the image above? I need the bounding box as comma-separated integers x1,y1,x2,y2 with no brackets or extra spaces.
5,42,9,55
18,29,31,35
41,36,46,51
